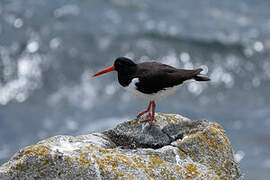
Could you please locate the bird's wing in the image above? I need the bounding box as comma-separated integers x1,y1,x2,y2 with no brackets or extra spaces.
135,62,202,94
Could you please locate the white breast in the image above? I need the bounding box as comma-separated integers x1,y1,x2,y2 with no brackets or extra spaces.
123,78,182,101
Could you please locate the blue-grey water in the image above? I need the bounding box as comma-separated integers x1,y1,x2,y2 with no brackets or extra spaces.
1,0,270,179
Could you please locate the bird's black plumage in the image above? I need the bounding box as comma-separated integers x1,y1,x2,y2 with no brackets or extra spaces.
114,57,210,94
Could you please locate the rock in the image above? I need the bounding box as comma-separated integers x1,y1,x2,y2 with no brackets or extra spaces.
0,113,242,179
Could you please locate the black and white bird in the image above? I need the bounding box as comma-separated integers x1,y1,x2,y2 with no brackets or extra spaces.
92,57,210,127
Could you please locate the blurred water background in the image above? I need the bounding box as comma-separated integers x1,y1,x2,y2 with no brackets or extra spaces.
0,0,270,179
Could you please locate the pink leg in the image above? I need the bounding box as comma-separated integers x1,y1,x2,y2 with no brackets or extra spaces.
137,101,152,118
148,101,156,127
140,101,156,127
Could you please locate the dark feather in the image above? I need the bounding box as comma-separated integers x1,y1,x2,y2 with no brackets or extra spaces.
193,75,210,81
115,59,210,94
134,63,208,94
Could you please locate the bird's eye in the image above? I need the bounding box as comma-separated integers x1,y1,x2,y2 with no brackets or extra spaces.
115,61,122,66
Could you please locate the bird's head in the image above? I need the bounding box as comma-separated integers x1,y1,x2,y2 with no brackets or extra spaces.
92,57,136,77
114,57,136,73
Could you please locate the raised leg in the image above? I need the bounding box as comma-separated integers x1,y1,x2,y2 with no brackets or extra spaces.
137,101,152,118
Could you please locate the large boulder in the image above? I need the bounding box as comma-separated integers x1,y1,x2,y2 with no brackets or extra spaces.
0,113,242,179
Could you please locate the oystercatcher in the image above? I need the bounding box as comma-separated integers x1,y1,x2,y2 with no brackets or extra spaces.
92,57,210,127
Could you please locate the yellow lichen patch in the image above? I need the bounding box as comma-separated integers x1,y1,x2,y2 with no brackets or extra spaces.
110,156,119,168
219,132,231,148
108,158,123,179
97,147,115,154
132,156,145,169
160,167,167,176
98,157,106,170
225,161,230,170
89,149,180,180
208,127,218,137
146,155,179,179
217,124,223,130
149,172,155,179
126,172,133,180
130,118,140,125
39,145,50,156
77,151,91,169
24,149,39,157
178,148,187,158
175,166,182,174
42,159,49,166
184,163,199,179
66,156,72,164
92,152,136,178
148,155,164,169
92,153,129,178
114,170,124,179
115,154,135,169
179,123,233,178
23,144,50,158
165,114,176,118
14,160,27,171
162,114,181,124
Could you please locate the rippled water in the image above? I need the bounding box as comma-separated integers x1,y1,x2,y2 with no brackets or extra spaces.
1,0,270,179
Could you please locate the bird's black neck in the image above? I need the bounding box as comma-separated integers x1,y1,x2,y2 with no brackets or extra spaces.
117,72,134,87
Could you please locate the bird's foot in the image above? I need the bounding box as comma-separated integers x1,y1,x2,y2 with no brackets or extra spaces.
140,114,154,127
137,101,155,128
137,101,153,119
139,111,152,122
137,110,151,119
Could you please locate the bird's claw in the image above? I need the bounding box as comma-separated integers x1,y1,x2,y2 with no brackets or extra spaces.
137,111,151,119
140,116,153,127
137,111,150,118
138,112,151,120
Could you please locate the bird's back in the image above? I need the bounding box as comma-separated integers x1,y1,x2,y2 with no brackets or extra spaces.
134,62,204,94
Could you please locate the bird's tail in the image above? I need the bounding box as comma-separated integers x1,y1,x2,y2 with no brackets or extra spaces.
193,75,210,81
193,68,210,81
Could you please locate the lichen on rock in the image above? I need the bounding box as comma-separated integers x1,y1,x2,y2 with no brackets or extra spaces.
0,113,242,179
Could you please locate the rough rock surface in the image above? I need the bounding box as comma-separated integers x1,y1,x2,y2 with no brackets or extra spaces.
0,113,242,179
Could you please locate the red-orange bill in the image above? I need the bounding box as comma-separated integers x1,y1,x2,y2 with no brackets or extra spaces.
92,65,115,77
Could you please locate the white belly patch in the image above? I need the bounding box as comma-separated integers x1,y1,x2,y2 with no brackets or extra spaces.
123,78,181,101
